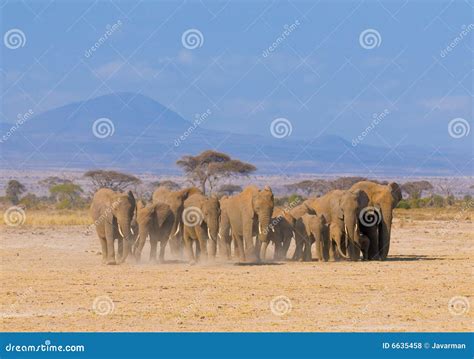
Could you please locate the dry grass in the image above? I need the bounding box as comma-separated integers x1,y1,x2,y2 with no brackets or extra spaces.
0,207,471,227
0,209,90,226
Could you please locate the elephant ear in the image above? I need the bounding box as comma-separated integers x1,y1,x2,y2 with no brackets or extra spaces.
128,190,136,207
303,202,316,215
155,203,172,227
388,182,402,206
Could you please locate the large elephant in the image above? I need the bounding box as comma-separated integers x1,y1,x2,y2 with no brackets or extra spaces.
329,189,371,261
152,186,202,258
219,185,274,262
89,188,136,265
133,201,174,263
350,181,402,260
182,193,220,263
301,213,329,261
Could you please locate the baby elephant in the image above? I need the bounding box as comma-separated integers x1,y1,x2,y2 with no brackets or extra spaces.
301,213,329,261
133,201,174,263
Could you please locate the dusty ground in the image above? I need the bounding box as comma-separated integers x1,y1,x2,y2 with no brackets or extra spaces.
1,211,472,332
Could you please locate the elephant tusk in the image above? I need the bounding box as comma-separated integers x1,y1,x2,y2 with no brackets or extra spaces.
174,223,180,236
118,225,124,238
207,227,211,240
259,223,262,234
337,242,351,259
218,232,222,239
271,226,275,233
130,227,135,235
229,228,232,236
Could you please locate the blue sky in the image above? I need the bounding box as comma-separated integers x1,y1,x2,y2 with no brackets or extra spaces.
1,0,472,151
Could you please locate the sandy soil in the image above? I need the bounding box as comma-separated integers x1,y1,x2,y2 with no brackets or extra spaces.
1,216,472,332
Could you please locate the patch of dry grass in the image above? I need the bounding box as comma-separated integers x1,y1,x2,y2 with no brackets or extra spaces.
0,207,471,227
0,209,90,226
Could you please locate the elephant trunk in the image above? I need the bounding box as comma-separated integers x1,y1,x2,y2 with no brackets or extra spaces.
257,212,272,261
117,217,133,263
344,215,361,260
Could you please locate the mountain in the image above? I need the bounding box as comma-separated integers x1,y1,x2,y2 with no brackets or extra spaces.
0,92,471,175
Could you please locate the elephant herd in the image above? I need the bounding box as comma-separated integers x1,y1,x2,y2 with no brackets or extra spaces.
89,181,402,265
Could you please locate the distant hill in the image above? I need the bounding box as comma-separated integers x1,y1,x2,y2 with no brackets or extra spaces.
0,92,470,175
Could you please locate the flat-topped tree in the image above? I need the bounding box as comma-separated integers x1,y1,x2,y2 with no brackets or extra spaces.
176,150,256,194
84,170,141,192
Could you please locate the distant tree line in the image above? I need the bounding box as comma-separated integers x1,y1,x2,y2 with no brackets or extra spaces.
0,151,472,211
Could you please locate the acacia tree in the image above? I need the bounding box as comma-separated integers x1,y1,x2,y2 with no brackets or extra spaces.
84,170,141,191
50,182,84,208
176,150,256,194
285,179,332,196
5,180,26,205
401,181,433,199
218,184,242,196
151,180,180,190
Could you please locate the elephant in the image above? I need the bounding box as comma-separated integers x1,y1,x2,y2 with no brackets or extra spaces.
288,203,316,261
218,185,274,262
267,207,296,260
133,200,174,263
329,189,371,261
305,191,354,261
152,186,202,258
89,188,136,265
182,193,220,263
301,213,329,261
350,181,402,260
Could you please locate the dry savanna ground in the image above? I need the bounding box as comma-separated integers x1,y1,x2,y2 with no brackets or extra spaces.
1,208,472,332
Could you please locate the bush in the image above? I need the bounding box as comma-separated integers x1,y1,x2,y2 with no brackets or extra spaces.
397,200,411,209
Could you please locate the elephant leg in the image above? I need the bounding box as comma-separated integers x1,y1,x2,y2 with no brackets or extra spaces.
159,239,168,263
365,226,379,260
243,221,257,262
196,228,208,263
149,233,158,262
258,240,269,262
302,236,312,262
292,233,302,261
328,239,336,262
314,237,322,261
183,230,195,264
99,235,108,264
105,223,116,265
234,233,245,262
117,237,123,258
225,237,232,260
